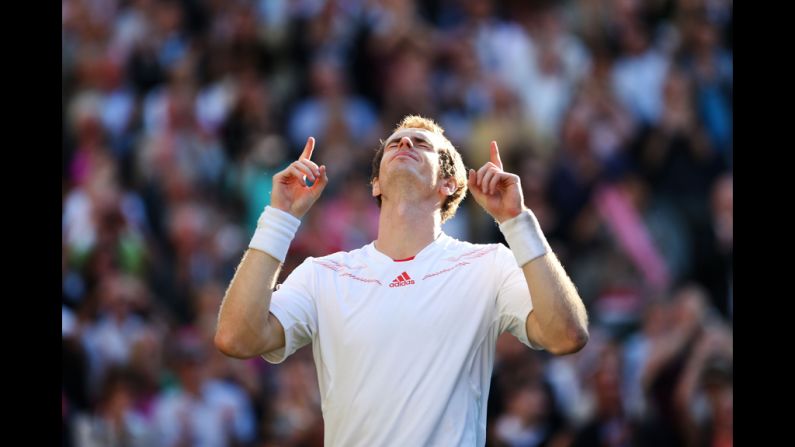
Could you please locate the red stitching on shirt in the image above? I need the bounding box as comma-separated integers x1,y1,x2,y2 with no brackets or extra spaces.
341,273,383,285
422,261,470,280
313,260,382,285
327,259,367,270
314,260,342,271
443,245,499,263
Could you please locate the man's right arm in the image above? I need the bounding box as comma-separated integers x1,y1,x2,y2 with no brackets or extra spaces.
214,136,327,359
214,249,286,358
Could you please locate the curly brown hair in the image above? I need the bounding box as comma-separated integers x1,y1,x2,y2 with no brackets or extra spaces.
370,115,468,223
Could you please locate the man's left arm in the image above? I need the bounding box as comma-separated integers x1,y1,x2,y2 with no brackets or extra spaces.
516,240,589,355
469,141,588,355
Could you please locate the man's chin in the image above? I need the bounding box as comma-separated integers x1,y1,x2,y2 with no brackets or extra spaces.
381,169,426,188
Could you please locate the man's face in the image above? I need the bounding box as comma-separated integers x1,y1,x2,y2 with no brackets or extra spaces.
372,128,448,199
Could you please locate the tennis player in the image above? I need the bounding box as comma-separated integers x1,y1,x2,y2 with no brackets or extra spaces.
215,115,589,445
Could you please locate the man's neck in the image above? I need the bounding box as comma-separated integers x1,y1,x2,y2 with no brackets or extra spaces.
374,198,442,260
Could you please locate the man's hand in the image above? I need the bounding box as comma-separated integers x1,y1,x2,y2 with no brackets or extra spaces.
271,137,329,219
468,141,524,223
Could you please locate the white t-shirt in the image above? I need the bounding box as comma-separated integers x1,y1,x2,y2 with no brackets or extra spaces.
264,233,539,446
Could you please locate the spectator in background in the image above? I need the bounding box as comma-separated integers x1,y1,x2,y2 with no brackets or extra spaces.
611,19,670,125
81,274,150,396
571,341,635,447
622,296,670,420
674,322,733,447
433,37,493,144
631,67,728,312
546,98,605,248
494,378,570,447
677,10,733,163
635,283,712,447
152,332,256,447
380,38,439,128
513,4,591,148
138,56,227,194
266,352,324,445
287,55,379,157
126,325,166,420
632,68,722,205
219,68,278,165
72,367,154,447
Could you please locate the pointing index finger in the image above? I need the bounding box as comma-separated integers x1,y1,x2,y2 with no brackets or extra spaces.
490,141,502,169
301,137,316,160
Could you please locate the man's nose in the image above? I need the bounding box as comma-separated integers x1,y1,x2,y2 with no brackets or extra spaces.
398,137,413,149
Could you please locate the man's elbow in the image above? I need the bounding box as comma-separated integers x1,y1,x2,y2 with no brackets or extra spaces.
547,327,589,355
214,328,259,359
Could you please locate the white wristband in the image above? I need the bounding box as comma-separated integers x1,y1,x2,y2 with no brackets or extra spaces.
248,206,301,262
498,210,551,267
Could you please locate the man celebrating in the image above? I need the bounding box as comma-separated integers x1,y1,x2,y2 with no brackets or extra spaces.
215,115,588,445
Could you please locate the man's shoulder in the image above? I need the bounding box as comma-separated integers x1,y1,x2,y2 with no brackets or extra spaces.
301,244,371,267
438,234,511,260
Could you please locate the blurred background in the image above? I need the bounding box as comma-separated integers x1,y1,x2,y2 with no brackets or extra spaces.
62,0,732,445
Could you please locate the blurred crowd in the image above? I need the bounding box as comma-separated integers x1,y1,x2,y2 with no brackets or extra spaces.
62,0,732,446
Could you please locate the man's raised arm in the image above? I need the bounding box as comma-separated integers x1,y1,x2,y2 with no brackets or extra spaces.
468,141,588,355
215,137,328,358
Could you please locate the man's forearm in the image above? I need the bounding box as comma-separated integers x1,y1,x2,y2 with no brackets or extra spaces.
521,253,589,355
498,209,588,355
215,249,285,358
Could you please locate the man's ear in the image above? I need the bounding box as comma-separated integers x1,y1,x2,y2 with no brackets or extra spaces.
439,177,457,197
372,178,381,197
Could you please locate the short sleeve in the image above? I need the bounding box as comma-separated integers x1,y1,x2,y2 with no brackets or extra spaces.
261,258,318,364
494,244,543,350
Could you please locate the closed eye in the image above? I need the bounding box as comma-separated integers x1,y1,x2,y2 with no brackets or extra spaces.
384,135,435,151
414,139,432,150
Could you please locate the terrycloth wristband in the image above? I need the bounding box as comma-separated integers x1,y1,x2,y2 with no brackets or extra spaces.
248,206,301,262
498,209,551,267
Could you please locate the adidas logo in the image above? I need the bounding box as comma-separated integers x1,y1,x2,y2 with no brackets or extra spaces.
389,272,415,288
